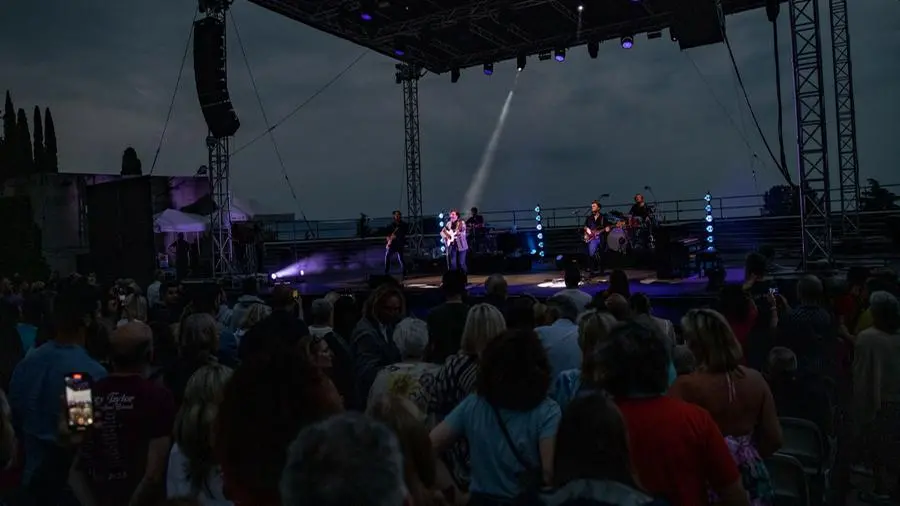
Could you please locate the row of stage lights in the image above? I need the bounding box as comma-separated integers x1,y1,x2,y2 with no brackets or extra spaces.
359,0,666,82
705,193,716,252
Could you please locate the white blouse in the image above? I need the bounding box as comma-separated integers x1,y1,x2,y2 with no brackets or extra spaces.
166,443,232,506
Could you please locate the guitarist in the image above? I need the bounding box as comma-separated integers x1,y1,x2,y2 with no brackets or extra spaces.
441,209,469,273
584,200,611,274
384,210,408,277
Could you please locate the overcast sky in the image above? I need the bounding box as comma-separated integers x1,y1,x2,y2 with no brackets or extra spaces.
1,0,898,220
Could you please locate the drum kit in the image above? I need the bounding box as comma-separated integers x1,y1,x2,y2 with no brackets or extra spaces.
602,210,656,254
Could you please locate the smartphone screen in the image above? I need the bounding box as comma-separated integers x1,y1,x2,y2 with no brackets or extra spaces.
64,373,94,431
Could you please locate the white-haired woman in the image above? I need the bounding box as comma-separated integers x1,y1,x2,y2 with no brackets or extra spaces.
167,364,234,505
367,318,442,416
425,302,506,493
853,291,900,501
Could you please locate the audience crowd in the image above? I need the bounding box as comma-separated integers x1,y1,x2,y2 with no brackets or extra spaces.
0,251,897,506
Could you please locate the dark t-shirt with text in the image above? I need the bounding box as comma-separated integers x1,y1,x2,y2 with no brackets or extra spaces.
78,375,175,506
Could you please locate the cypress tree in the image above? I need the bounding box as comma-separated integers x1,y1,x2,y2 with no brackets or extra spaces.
33,106,44,172
2,91,16,173
16,108,33,174
44,108,58,173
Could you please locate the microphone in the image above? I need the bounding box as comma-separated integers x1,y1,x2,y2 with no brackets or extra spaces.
599,193,610,199
643,186,651,191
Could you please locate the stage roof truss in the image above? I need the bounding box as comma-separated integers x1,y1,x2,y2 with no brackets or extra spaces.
249,0,779,74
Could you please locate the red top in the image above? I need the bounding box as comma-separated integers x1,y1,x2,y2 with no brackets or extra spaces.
727,303,758,364
616,396,740,506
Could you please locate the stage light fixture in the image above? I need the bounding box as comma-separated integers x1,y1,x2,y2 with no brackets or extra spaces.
587,41,599,59
554,49,566,62
538,50,551,61
516,53,526,71
450,68,460,83
704,193,715,252
621,36,634,49
577,3,584,12
534,205,545,258
483,63,493,75
437,212,447,253
393,39,407,56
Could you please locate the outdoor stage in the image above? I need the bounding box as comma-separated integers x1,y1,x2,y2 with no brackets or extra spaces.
285,265,749,300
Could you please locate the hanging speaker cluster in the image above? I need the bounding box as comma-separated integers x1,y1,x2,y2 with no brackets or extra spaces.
193,17,240,138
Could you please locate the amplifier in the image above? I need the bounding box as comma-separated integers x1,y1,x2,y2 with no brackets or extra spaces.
656,237,703,279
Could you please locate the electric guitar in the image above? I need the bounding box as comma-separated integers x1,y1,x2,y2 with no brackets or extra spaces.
583,225,611,243
441,227,459,247
386,225,399,250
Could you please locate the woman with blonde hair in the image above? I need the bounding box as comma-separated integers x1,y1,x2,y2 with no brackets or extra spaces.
670,308,782,505
165,313,221,406
426,303,506,493
233,303,270,341
118,293,148,326
552,310,618,411
168,364,234,505
368,394,450,506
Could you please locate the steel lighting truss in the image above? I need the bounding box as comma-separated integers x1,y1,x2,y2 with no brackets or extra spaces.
789,0,833,268
207,135,235,276
829,0,861,235
397,63,425,255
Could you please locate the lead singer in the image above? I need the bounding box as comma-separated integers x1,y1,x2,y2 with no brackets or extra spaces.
441,209,468,273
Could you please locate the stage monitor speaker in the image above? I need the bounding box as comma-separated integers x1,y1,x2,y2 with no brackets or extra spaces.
86,178,156,286
672,0,725,50
193,17,240,138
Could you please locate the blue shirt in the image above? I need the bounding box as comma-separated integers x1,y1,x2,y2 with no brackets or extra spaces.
552,362,679,412
535,320,582,382
445,394,561,499
8,341,108,484
15,323,37,351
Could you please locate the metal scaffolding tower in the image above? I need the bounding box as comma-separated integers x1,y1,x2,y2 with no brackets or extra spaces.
829,0,861,235
397,63,425,255
207,135,235,276
789,0,833,268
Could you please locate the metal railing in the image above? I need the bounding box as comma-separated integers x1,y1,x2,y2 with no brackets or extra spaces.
261,183,898,243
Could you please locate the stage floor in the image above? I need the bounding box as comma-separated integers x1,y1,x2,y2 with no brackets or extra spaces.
286,266,750,300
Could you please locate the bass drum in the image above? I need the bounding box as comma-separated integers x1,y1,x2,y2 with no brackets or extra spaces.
607,228,628,252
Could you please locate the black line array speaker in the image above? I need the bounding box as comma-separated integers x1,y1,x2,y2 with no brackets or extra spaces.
193,17,240,138
671,0,725,51
86,178,156,286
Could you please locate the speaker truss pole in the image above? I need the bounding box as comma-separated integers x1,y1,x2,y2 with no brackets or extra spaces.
789,0,833,268
829,0,861,235
199,0,236,277
397,63,425,255
207,135,234,276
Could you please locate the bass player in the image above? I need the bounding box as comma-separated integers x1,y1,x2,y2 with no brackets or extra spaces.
440,209,468,273
385,210,408,277
584,200,611,275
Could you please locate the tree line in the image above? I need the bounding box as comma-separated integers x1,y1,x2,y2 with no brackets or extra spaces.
0,90,59,181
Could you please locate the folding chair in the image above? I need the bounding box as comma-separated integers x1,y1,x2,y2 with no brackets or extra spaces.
766,453,811,506
779,417,828,476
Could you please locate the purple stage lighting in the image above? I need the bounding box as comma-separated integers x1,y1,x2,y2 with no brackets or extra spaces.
394,48,405,56
554,49,566,62
621,36,634,49
484,63,493,75
360,12,372,21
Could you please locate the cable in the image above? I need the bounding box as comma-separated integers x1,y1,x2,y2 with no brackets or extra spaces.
684,53,770,169
149,11,198,176
770,12,790,184
231,50,369,156
229,12,315,235
723,34,794,185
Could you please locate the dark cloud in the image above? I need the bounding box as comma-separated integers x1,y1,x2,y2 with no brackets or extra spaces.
1,0,897,220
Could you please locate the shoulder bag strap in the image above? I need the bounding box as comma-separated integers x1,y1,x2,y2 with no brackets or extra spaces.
490,403,533,471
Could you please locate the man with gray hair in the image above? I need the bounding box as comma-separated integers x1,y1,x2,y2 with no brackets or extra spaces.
281,413,408,506
535,294,582,379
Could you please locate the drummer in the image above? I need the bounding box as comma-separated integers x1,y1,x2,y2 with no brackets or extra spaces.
629,193,651,220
